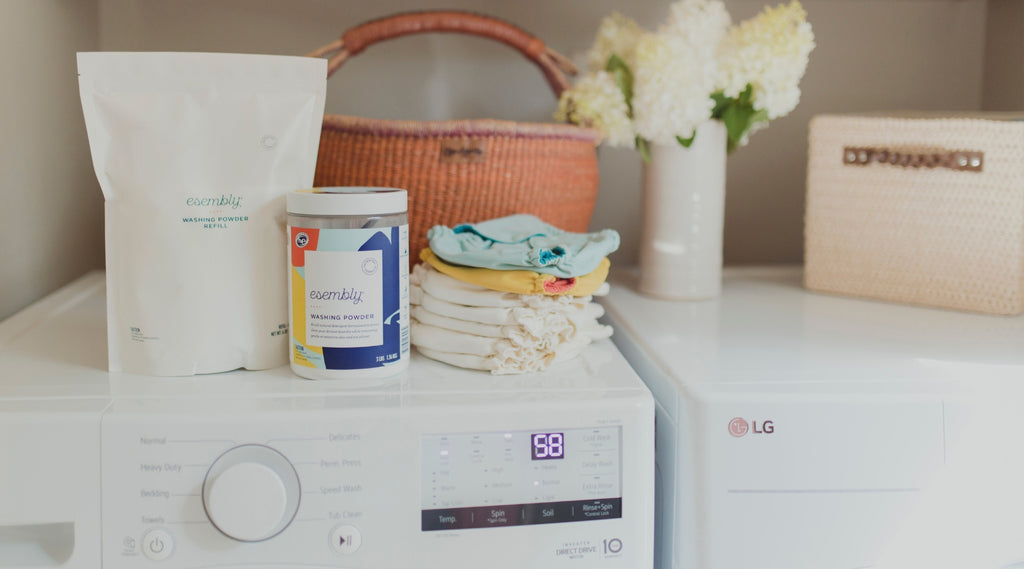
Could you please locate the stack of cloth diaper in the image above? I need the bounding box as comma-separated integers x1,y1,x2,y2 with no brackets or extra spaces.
410,214,620,374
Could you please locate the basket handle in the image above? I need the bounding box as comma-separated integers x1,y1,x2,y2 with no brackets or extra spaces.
843,146,984,172
306,11,577,98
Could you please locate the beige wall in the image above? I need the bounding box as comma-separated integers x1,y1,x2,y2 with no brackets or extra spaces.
0,0,102,321
95,0,989,267
0,0,1007,319
983,0,1024,111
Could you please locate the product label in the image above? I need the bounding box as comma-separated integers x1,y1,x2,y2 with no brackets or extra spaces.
289,224,409,371
180,194,250,230
305,250,383,347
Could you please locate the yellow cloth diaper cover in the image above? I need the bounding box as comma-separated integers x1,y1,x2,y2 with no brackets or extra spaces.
420,248,610,296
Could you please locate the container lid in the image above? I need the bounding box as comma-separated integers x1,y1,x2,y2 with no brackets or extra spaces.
287,187,407,216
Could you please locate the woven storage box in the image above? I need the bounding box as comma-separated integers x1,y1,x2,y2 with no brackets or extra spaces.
804,113,1024,315
307,11,600,258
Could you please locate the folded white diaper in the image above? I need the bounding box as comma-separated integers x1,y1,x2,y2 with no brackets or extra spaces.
409,263,613,374
411,322,597,374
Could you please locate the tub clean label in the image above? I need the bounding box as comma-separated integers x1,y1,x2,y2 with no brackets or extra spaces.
289,225,409,371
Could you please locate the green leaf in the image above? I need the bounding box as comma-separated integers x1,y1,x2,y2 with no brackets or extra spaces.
721,104,750,144
709,84,770,152
710,91,731,119
636,136,652,163
605,54,635,116
738,83,754,106
676,131,696,148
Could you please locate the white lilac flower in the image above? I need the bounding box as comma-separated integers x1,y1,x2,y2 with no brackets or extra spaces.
558,0,813,152
554,71,634,147
660,0,732,47
717,0,815,120
585,12,644,72
632,0,731,145
630,36,712,145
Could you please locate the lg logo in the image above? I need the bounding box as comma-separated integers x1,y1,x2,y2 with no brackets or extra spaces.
727,418,748,437
728,417,774,437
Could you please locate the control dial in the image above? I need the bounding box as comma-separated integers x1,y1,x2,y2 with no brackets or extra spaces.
202,444,301,542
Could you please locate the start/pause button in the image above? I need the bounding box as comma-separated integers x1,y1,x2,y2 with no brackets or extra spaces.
329,525,362,554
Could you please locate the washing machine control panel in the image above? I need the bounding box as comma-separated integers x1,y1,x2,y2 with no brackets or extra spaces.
100,412,637,569
102,417,380,567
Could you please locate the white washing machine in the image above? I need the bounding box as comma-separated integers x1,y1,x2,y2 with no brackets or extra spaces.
601,266,1024,569
0,272,654,569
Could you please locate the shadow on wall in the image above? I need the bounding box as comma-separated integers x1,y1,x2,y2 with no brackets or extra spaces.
0,0,103,321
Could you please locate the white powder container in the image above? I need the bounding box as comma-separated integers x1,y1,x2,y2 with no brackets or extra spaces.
286,188,409,380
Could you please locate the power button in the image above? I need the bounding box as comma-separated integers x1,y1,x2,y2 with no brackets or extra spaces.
142,529,174,561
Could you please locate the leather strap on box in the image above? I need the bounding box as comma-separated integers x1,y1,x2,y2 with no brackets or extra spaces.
843,146,984,172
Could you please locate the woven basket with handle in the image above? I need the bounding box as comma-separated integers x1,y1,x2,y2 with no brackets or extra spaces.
306,11,600,259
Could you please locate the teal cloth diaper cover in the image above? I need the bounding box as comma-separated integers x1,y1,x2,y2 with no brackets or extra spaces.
426,214,620,278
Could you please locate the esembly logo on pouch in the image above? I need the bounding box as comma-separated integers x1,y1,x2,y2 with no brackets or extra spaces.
185,194,243,210
295,232,310,248
728,417,774,437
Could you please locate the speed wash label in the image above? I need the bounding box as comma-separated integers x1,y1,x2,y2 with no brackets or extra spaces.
289,225,409,373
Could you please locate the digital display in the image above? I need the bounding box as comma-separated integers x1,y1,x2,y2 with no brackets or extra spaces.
531,432,565,460
421,427,622,531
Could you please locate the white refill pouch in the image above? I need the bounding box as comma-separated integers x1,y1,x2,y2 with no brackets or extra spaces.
78,52,327,375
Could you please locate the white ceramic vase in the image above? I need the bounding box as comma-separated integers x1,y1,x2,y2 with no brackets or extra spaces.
638,119,728,300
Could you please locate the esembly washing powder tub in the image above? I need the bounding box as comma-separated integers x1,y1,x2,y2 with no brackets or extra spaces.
286,188,409,381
